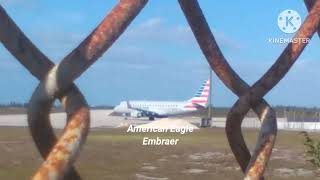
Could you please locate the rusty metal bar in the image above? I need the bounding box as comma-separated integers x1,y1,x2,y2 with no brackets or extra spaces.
53,0,148,96
178,0,272,178
27,0,148,179
0,5,84,180
304,0,320,37
2,1,146,178
226,0,320,179
0,0,319,179
178,0,249,96
30,87,89,180
1,0,148,179
179,0,320,179
239,0,320,110
0,6,53,80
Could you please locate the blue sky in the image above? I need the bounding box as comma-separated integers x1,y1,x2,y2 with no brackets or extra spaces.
0,0,319,107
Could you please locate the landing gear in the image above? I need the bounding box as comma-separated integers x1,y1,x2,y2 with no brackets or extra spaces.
149,116,155,121
200,117,212,127
122,113,128,120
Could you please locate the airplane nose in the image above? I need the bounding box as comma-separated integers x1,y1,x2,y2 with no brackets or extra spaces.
113,105,120,112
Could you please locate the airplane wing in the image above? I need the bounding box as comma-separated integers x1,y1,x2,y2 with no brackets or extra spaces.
126,101,162,117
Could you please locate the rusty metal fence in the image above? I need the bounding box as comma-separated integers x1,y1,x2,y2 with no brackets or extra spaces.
0,0,320,179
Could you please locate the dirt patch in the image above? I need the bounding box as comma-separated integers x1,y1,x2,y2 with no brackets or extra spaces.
141,166,157,170
136,173,169,180
188,152,230,161
0,127,319,180
182,169,208,174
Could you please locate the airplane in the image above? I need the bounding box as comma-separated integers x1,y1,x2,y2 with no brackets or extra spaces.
113,78,211,120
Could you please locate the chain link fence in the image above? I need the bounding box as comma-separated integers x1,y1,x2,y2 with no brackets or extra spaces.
1,0,320,179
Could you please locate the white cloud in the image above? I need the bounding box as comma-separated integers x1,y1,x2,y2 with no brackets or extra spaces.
139,17,164,28
123,17,194,45
123,17,242,51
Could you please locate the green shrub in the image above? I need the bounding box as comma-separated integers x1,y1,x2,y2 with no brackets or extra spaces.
301,131,320,168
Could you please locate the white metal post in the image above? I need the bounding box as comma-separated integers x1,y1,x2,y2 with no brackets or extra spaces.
208,68,212,120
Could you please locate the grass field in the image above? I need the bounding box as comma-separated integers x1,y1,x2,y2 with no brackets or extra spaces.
0,127,319,180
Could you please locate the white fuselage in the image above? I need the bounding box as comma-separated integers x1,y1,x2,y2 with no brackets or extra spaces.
113,78,210,119
113,100,198,118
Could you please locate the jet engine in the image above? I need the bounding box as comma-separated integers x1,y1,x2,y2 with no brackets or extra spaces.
130,110,142,118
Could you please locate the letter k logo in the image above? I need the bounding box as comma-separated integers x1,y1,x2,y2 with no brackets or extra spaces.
286,16,294,27
278,9,301,34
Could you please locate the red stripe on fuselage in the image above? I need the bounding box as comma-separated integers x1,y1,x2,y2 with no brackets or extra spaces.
191,100,207,103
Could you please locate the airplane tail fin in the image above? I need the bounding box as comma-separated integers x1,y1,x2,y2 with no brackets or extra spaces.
187,78,210,107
